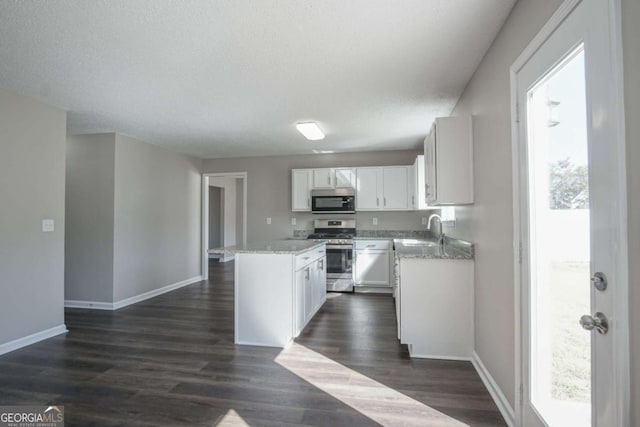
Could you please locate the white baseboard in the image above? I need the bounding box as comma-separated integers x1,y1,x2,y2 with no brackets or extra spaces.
0,324,68,356
407,347,472,361
64,276,203,311
64,300,114,310
471,351,515,427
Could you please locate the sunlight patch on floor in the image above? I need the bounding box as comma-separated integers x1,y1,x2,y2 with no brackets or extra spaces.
214,409,250,426
275,342,469,427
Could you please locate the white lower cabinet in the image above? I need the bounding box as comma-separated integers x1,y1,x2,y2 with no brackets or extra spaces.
396,258,474,359
354,240,391,288
235,245,326,347
295,251,327,336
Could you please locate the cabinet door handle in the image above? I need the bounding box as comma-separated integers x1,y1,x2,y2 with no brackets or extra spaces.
308,197,311,208
384,197,387,207
319,259,324,270
412,195,415,206
376,197,379,206
305,267,310,280
327,175,330,185
366,244,375,248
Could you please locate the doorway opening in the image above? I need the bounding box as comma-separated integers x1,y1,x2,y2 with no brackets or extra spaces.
202,172,247,279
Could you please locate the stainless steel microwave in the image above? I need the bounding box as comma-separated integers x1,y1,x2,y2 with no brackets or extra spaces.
311,189,356,214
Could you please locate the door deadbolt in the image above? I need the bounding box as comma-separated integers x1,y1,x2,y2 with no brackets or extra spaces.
591,272,607,291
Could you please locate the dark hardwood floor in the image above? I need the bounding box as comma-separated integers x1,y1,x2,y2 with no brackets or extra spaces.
0,260,505,426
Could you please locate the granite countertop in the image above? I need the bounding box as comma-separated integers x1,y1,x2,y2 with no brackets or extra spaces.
209,240,325,255
393,237,474,260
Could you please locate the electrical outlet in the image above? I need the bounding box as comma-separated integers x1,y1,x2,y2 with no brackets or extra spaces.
372,218,378,225
291,218,297,226
42,219,54,232
266,217,272,225
421,217,428,225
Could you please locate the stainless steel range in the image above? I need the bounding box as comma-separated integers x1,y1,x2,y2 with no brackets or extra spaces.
307,219,355,292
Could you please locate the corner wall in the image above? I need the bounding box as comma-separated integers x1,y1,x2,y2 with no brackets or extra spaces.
65,133,115,302
0,86,67,346
449,0,564,410
113,134,202,302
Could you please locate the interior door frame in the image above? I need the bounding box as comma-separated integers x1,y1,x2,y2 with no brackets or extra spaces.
510,0,629,425
202,172,248,279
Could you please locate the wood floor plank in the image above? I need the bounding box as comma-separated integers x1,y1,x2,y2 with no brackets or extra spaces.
0,260,505,426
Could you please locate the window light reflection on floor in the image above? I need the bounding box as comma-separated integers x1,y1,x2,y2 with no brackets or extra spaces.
214,409,250,426
274,343,469,427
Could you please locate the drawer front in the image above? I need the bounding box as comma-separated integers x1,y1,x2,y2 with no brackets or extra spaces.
295,246,326,270
355,240,392,250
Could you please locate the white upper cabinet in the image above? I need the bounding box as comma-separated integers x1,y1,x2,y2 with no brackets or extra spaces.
424,116,474,205
413,155,430,210
292,169,312,211
334,168,356,188
356,166,410,211
382,167,409,210
312,168,335,189
355,167,382,210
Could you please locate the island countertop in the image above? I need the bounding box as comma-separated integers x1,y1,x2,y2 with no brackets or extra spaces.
209,240,325,255
393,237,474,260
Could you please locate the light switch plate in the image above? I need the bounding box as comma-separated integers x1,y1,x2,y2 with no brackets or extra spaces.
372,218,378,225
42,219,54,232
266,217,272,225
291,218,296,226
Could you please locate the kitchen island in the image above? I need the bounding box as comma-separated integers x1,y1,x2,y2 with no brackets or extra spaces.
209,240,326,348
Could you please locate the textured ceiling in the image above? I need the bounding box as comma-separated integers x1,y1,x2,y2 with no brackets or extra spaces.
0,0,515,159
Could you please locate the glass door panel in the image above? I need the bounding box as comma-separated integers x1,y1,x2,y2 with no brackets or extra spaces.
527,47,591,427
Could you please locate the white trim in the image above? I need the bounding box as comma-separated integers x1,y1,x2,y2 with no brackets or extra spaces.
472,351,515,427
0,324,68,356
510,1,630,425
219,255,235,263
607,1,631,424
64,300,114,310
65,276,203,310
510,0,581,73
408,352,472,362
202,171,248,280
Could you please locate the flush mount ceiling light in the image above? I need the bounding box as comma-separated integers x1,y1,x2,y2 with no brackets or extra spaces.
295,122,325,141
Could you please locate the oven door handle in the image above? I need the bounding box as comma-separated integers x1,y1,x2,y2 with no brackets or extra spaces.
325,245,353,250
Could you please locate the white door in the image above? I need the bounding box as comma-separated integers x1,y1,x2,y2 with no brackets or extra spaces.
382,167,409,210
515,1,627,426
354,250,389,286
355,168,382,210
292,169,312,211
424,130,437,204
335,168,356,188
312,169,334,189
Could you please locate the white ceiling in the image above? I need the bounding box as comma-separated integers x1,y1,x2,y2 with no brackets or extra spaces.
0,1,515,159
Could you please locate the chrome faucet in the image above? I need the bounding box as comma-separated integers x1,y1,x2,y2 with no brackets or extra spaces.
427,214,445,245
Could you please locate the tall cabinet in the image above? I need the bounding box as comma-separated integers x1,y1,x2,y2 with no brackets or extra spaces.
424,116,474,205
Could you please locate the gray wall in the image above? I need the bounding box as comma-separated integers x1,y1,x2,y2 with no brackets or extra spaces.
449,0,564,409
65,134,115,302
622,0,640,421
201,150,438,242
209,176,237,247
0,87,66,344
113,134,202,302
209,186,223,249
236,178,244,245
